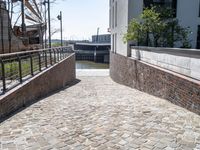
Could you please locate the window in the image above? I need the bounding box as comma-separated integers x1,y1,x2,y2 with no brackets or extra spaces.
199,0,200,17
196,25,200,49
143,0,177,17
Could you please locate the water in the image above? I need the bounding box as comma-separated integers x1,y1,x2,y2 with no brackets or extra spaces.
76,61,109,69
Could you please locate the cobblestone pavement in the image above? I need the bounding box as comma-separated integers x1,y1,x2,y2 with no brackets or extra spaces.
1,76,200,150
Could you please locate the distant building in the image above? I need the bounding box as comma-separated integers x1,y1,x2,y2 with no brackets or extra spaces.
92,34,111,43
74,34,111,63
110,0,200,57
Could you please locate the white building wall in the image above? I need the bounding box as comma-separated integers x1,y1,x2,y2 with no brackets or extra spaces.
110,0,200,57
110,0,129,56
128,0,143,22
176,0,200,48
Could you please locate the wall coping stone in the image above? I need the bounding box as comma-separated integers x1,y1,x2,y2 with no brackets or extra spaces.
131,46,200,58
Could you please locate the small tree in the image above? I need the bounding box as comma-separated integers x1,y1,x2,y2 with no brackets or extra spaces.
124,19,146,46
124,6,191,48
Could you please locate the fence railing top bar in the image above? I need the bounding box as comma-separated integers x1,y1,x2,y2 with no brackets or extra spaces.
0,46,72,58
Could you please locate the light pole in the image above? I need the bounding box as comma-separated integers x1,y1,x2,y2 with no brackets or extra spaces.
47,0,51,48
57,11,63,46
94,28,100,62
42,1,47,48
96,27,99,43
21,0,26,36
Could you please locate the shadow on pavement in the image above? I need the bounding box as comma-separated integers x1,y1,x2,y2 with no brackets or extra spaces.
0,79,81,123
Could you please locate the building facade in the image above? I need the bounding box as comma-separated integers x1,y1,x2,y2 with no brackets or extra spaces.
110,0,200,56
92,34,111,43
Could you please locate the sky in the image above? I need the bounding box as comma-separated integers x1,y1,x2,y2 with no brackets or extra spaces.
50,0,109,40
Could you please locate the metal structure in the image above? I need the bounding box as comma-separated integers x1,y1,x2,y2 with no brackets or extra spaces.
0,0,48,54
0,46,73,94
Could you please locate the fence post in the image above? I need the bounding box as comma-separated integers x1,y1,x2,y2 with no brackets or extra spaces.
49,49,52,65
57,49,59,61
0,58,6,92
53,49,56,63
60,48,62,60
61,48,63,59
18,55,23,83
61,48,64,60
44,50,47,68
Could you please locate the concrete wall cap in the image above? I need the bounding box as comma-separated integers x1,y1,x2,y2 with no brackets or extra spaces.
131,46,200,58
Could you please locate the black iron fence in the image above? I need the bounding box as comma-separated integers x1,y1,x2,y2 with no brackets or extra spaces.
0,47,73,95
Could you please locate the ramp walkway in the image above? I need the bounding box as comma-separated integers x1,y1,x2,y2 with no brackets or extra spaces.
0,70,200,150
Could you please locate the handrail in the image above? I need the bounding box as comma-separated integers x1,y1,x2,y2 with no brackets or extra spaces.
0,46,74,94
0,46,73,57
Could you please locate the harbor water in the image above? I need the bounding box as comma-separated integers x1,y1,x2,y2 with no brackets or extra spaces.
76,61,109,69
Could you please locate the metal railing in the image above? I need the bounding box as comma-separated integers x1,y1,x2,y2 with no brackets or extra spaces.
0,47,73,95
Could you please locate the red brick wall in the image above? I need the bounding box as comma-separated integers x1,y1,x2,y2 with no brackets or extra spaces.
110,52,200,115
0,54,76,119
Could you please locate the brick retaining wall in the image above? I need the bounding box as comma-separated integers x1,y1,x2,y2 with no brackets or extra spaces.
0,53,76,119
110,52,200,115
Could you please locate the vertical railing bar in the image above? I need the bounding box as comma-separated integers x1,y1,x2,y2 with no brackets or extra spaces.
57,49,60,62
60,48,63,60
57,49,59,62
59,48,62,60
30,53,34,76
63,48,65,58
61,48,63,59
62,48,64,59
38,52,41,71
18,55,22,83
49,48,52,65
44,50,47,68
65,48,67,57
0,58,6,92
53,49,56,63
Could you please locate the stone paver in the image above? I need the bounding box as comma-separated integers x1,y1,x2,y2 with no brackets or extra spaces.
1,76,200,150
